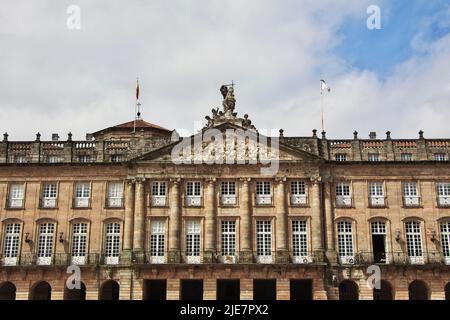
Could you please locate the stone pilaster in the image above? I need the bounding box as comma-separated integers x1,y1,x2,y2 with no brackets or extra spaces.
133,178,145,256
311,177,324,255
323,180,337,264
204,178,216,263
168,179,181,263
240,278,253,300
122,179,135,262
275,178,288,263
239,178,252,263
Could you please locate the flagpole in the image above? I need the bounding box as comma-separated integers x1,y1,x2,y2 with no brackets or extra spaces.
321,83,324,132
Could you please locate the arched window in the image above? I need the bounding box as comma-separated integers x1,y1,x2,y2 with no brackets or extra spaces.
337,221,354,264
408,280,429,300
2,223,21,266
440,221,450,265
104,222,121,265
373,280,393,300
0,282,16,300
37,223,55,265
71,222,88,265
29,281,52,300
405,221,424,264
64,282,86,300
99,280,119,300
339,280,359,300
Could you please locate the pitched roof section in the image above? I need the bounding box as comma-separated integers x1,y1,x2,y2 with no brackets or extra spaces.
92,119,172,137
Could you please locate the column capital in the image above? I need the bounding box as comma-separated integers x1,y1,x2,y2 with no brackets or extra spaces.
310,176,322,185
205,177,216,184
169,178,181,185
125,179,135,185
239,177,251,183
275,177,287,184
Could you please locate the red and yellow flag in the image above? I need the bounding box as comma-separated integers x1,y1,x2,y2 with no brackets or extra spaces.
136,78,140,100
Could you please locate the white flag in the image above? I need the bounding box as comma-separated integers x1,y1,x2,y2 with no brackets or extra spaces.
320,79,331,92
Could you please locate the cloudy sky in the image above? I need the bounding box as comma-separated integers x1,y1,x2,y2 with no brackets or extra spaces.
1,0,450,140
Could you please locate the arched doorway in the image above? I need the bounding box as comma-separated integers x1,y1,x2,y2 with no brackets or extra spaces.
339,280,359,300
0,282,16,300
408,280,429,300
445,282,450,300
64,282,86,300
373,280,393,300
29,281,52,300
99,280,119,300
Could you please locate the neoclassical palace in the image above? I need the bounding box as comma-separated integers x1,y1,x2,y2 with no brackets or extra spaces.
0,86,449,300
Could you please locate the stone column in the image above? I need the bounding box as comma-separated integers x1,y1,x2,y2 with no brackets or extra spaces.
122,180,135,262
133,178,145,258
324,180,337,264
204,178,216,262
275,178,288,263
168,179,181,263
240,178,252,262
311,177,324,257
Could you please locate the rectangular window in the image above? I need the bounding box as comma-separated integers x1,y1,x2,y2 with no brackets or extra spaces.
221,181,236,205
400,153,412,161
368,182,385,206
335,182,351,207
104,223,120,265
71,223,88,265
79,155,91,163
14,154,27,164
437,182,450,206
151,181,167,206
186,182,202,206
107,182,123,208
441,222,450,265
185,220,201,263
335,154,347,162
150,220,166,262
405,221,423,264
8,183,25,209
3,223,20,266
290,181,307,205
337,221,354,264
110,154,123,162
74,182,90,208
37,223,54,265
256,181,272,205
292,221,308,262
41,183,57,208
368,153,380,162
403,182,419,206
434,153,446,161
256,220,272,263
221,220,236,256
47,155,62,163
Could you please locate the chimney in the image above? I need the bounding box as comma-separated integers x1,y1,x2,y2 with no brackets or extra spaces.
52,133,60,141
369,132,377,139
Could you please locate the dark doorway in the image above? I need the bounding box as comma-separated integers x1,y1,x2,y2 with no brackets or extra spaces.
290,279,313,300
253,279,276,300
30,281,52,300
372,234,386,263
217,279,240,300
408,280,429,300
180,280,203,300
100,280,120,300
64,282,86,300
339,280,359,300
445,282,450,300
373,280,393,300
0,282,16,300
143,280,167,300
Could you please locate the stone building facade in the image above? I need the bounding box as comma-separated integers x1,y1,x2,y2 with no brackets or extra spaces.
0,87,449,300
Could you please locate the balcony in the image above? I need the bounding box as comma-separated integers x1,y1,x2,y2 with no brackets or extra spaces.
255,195,272,205
290,194,307,206
403,196,420,207
73,197,90,208
340,251,446,266
106,197,124,208
40,197,57,209
7,199,24,209
335,196,351,207
369,196,386,207
186,195,202,207
220,195,237,206
151,195,167,207
438,196,450,207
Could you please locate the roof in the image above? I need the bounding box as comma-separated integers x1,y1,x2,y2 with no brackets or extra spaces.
92,119,172,135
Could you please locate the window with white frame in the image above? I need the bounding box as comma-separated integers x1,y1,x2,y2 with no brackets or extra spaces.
185,220,201,263
186,181,202,206
71,223,87,265
337,221,354,264
440,222,450,264
335,182,351,206
41,182,57,208
78,155,91,163
292,220,308,260
220,181,237,205
107,182,123,208
405,221,423,264
151,181,167,206
256,220,272,262
3,223,20,266
8,183,25,208
74,182,90,208
369,182,385,206
150,220,165,261
403,182,419,206
256,181,272,205
368,153,380,162
221,220,236,256
400,153,413,161
47,155,62,163
14,154,27,164
434,153,446,161
437,182,450,206
335,154,347,162
104,222,120,265
37,223,54,265
110,154,123,162
290,181,307,205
